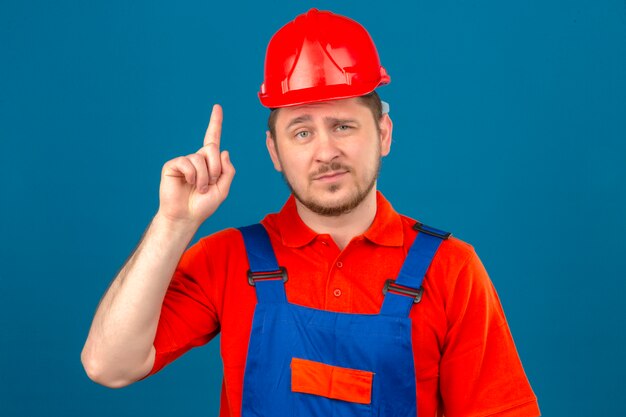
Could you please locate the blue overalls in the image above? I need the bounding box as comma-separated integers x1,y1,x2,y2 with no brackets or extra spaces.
238,222,450,417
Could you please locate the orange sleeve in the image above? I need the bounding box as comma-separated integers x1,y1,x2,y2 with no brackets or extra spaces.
148,237,220,375
439,251,540,417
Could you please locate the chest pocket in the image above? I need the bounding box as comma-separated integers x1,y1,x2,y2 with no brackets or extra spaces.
291,357,373,416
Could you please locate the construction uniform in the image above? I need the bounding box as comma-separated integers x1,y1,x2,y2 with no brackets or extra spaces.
148,192,540,417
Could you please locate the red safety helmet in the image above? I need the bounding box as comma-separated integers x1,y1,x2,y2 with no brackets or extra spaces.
259,9,390,108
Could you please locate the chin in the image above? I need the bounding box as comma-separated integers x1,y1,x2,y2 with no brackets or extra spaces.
300,190,367,217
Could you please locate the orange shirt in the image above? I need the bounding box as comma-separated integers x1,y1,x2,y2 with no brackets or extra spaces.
150,192,540,417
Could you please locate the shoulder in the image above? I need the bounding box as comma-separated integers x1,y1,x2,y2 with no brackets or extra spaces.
397,214,486,300
196,227,245,255
175,228,244,271
398,213,476,265
193,216,286,262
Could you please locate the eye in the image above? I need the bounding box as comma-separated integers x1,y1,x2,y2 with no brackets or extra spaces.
335,124,353,133
295,130,310,139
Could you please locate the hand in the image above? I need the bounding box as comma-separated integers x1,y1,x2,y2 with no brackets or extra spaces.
157,104,235,227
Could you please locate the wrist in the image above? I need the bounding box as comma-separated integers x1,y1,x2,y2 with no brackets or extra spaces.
152,211,201,239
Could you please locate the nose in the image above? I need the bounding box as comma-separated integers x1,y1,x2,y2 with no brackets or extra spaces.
314,130,341,163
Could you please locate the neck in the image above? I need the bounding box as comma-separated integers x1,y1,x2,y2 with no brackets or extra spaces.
295,188,378,250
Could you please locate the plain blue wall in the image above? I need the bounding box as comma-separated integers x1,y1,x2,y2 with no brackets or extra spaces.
1,0,625,415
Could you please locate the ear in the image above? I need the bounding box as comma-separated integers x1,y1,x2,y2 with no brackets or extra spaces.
379,113,393,157
266,131,283,172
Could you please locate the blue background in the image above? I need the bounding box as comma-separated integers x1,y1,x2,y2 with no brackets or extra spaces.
1,0,625,415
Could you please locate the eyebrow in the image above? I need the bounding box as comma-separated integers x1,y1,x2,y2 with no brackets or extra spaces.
286,115,312,130
285,115,358,130
325,117,358,126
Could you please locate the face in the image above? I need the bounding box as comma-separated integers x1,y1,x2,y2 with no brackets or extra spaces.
266,97,392,217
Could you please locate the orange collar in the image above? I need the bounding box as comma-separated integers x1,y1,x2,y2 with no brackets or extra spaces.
275,191,404,248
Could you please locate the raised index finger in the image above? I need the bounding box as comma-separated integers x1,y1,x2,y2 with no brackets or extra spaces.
203,104,223,148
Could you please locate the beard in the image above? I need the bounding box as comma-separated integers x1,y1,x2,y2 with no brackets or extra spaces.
281,158,381,217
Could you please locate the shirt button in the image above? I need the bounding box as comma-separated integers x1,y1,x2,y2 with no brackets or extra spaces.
333,289,342,297
336,261,343,268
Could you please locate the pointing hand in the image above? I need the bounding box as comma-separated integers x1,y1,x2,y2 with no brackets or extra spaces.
157,104,236,226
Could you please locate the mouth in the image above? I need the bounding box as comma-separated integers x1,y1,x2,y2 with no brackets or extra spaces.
312,170,349,182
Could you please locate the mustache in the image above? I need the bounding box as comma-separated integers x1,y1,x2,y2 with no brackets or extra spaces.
310,162,351,179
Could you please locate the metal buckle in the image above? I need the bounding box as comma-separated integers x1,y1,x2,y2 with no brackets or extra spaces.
382,279,423,303
413,221,451,240
247,267,288,286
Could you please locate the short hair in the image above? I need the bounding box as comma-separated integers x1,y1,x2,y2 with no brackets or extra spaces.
267,90,383,140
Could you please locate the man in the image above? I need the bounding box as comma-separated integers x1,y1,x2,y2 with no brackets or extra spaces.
82,9,540,417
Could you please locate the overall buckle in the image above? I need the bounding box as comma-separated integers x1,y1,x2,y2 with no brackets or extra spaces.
413,221,451,240
382,279,423,303
247,267,288,286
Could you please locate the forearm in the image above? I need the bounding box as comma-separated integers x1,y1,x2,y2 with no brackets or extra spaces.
81,213,198,387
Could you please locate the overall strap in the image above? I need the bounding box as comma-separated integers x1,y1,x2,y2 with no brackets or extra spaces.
380,222,451,317
238,223,287,304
